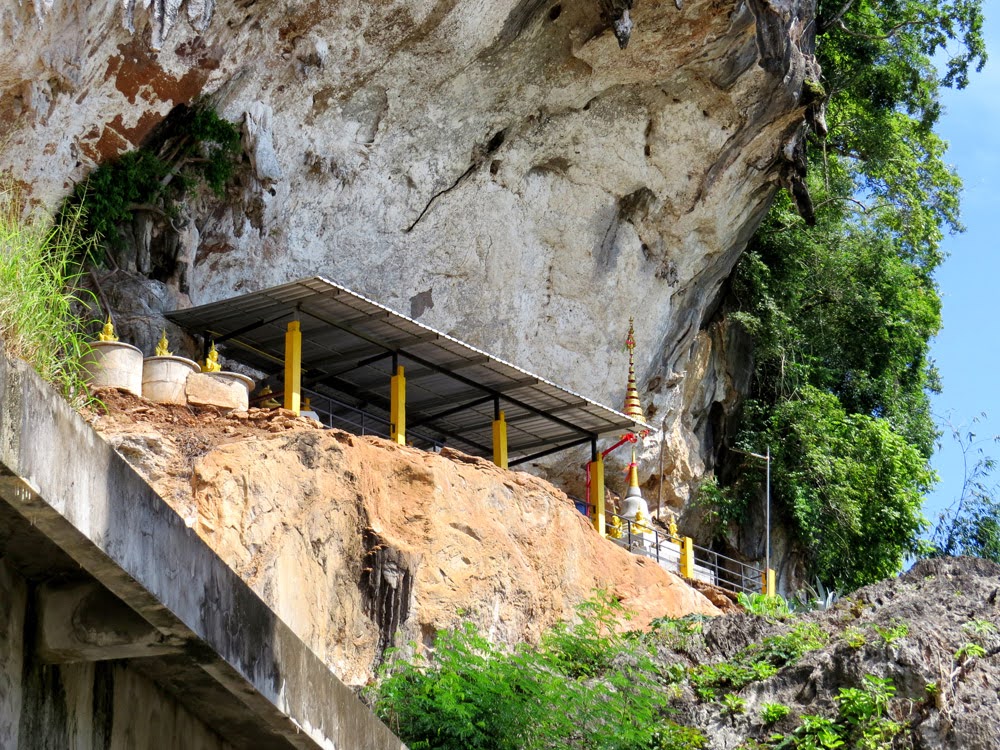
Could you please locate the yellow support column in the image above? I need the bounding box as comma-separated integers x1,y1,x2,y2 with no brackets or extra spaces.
390,364,406,445
589,456,605,537
283,321,302,414
492,410,508,469
762,568,776,597
680,537,694,579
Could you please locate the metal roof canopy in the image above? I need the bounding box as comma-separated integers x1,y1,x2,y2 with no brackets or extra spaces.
166,277,643,465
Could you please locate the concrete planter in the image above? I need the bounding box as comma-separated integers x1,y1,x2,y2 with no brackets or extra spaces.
185,371,254,411
142,356,200,405
83,341,143,396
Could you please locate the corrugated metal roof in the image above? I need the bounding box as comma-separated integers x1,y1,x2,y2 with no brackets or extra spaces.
166,277,644,464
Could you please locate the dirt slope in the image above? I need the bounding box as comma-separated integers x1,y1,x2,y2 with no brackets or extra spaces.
86,389,718,685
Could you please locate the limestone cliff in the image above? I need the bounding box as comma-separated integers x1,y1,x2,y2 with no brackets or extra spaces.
86,389,720,685
1,0,820,571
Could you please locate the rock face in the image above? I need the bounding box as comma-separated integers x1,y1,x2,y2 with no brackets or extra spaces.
650,556,1000,749
0,0,819,536
86,391,719,685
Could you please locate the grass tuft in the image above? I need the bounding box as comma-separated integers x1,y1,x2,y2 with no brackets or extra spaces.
0,177,97,404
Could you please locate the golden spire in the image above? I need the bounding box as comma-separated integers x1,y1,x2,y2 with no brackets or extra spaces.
623,317,645,423
628,447,640,489
98,315,118,342
155,330,173,357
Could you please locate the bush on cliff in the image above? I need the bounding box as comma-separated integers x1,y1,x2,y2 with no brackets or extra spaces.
371,593,707,750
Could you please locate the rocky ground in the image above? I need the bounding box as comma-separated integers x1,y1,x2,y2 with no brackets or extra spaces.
652,556,1000,749
84,387,721,685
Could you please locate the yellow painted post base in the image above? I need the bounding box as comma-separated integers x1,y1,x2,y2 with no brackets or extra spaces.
589,457,605,537
492,411,508,469
680,537,695,579
762,568,776,597
283,321,302,414
390,365,406,445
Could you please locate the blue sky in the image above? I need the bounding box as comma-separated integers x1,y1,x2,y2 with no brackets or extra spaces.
923,0,1000,528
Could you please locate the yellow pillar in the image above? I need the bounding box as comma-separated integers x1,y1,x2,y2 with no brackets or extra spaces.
589,456,605,537
492,410,508,469
390,364,406,445
762,568,776,596
284,321,302,414
680,537,694,579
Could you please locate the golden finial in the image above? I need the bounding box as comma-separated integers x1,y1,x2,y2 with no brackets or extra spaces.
155,330,173,357
668,512,679,541
98,315,118,342
628,447,640,490
202,342,222,372
623,317,645,423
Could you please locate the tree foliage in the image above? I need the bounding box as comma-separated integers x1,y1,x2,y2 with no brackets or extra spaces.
712,0,985,588
371,593,707,750
64,103,241,263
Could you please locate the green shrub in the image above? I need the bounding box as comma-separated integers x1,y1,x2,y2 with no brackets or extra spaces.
0,178,96,402
65,103,240,263
772,676,903,750
871,622,908,646
954,643,987,661
842,627,866,649
371,593,696,750
649,721,708,750
689,624,826,701
721,693,747,716
760,703,791,724
961,619,997,637
737,592,792,619
650,616,705,651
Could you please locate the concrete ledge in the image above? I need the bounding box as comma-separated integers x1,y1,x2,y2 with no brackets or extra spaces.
37,579,184,664
0,353,404,750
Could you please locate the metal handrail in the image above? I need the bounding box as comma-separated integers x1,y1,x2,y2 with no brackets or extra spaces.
691,544,762,595
300,388,445,449
594,505,763,596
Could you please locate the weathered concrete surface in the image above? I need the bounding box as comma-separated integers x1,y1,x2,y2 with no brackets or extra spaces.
36,579,184,663
0,0,820,518
0,559,236,750
0,558,26,749
0,351,405,749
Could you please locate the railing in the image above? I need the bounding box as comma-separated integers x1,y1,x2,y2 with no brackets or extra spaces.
571,500,764,596
691,545,764,596
300,388,445,450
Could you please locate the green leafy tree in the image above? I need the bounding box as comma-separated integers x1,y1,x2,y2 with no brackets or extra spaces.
371,593,706,750
712,0,985,589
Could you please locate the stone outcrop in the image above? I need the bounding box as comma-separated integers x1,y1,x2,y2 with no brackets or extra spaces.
649,556,1000,749
0,0,820,531
86,389,720,685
